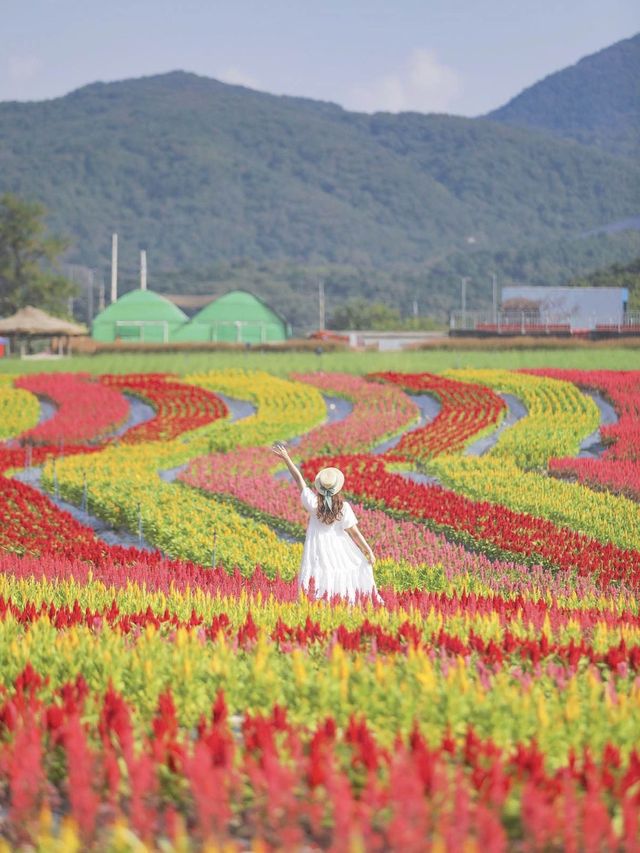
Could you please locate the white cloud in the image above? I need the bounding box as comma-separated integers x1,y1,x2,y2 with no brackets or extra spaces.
216,65,260,90
7,54,42,84
347,48,461,114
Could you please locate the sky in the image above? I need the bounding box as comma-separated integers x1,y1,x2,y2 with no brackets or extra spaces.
2,0,638,116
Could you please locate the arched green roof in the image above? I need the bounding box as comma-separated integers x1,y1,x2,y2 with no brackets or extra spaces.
93,289,188,324
190,290,285,325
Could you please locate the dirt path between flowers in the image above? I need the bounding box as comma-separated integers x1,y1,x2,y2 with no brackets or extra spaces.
158,392,258,485
371,394,442,455
577,389,618,458
9,385,621,560
36,396,57,426
463,393,527,457
12,392,256,554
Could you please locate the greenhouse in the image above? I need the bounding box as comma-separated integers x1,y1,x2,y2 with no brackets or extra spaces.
92,290,188,343
173,290,291,344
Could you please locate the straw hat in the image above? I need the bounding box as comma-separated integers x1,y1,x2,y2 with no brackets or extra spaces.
314,466,345,495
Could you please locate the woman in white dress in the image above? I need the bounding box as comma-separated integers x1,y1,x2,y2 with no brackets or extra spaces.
271,442,383,604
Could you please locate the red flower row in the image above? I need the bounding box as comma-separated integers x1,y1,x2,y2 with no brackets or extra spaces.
525,368,640,461
0,550,300,602
14,373,129,445
525,369,640,499
0,477,166,568
4,594,638,673
301,454,640,589
3,552,640,635
0,443,101,475
551,456,640,502
0,669,637,849
99,373,228,442
369,371,505,460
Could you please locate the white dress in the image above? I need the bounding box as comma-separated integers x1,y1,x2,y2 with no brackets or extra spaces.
298,486,383,604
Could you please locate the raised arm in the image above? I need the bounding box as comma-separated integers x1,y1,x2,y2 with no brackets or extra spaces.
346,524,376,565
271,442,306,491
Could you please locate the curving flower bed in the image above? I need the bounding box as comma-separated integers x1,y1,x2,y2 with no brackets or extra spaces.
300,453,640,590
368,371,506,461
442,368,600,468
292,371,420,455
0,376,40,440
2,366,640,848
100,373,228,443
15,372,130,445
38,371,324,576
527,368,640,501
423,370,640,550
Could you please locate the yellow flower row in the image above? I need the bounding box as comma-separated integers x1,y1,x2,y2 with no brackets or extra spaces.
183,368,327,456
41,372,323,574
429,453,640,551
430,369,639,549
2,573,639,650
444,368,599,468
2,617,639,768
0,375,40,440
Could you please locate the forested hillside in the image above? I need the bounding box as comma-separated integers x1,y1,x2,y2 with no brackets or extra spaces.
140,230,640,330
567,255,640,310
1,71,637,270
488,33,640,158
0,33,638,328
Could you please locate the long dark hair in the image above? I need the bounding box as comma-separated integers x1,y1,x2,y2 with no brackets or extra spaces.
316,491,344,525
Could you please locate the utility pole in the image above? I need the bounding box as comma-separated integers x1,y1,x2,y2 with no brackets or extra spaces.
87,268,94,324
110,233,118,303
491,273,498,323
460,276,470,318
412,299,418,318
98,278,105,313
140,250,147,291
318,278,325,331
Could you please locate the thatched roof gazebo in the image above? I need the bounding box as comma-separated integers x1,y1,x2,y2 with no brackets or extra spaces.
0,306,87,356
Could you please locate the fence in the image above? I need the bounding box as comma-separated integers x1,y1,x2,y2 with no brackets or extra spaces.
114,320,169,343
449,310,640,336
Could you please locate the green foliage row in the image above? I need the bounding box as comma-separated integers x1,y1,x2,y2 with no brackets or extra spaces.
328,298,445,331
1,347,639,378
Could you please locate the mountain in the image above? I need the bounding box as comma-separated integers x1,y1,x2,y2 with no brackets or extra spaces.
0,69,638,275
487,33,640,158
1,36,639,329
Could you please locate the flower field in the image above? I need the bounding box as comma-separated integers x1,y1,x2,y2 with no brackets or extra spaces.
1,366,640,850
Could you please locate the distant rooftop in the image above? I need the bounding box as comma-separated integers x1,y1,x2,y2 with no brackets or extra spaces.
162,294,216,310
501,285,629,329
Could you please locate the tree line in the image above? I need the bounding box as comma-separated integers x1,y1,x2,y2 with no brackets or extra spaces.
0,194,75,317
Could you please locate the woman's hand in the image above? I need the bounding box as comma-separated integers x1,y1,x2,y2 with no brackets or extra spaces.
272,442,307,491
367,550,376,566
271,441,291,460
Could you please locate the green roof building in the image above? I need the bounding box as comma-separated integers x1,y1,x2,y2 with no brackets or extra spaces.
92,290,188,343
174,290,291,344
